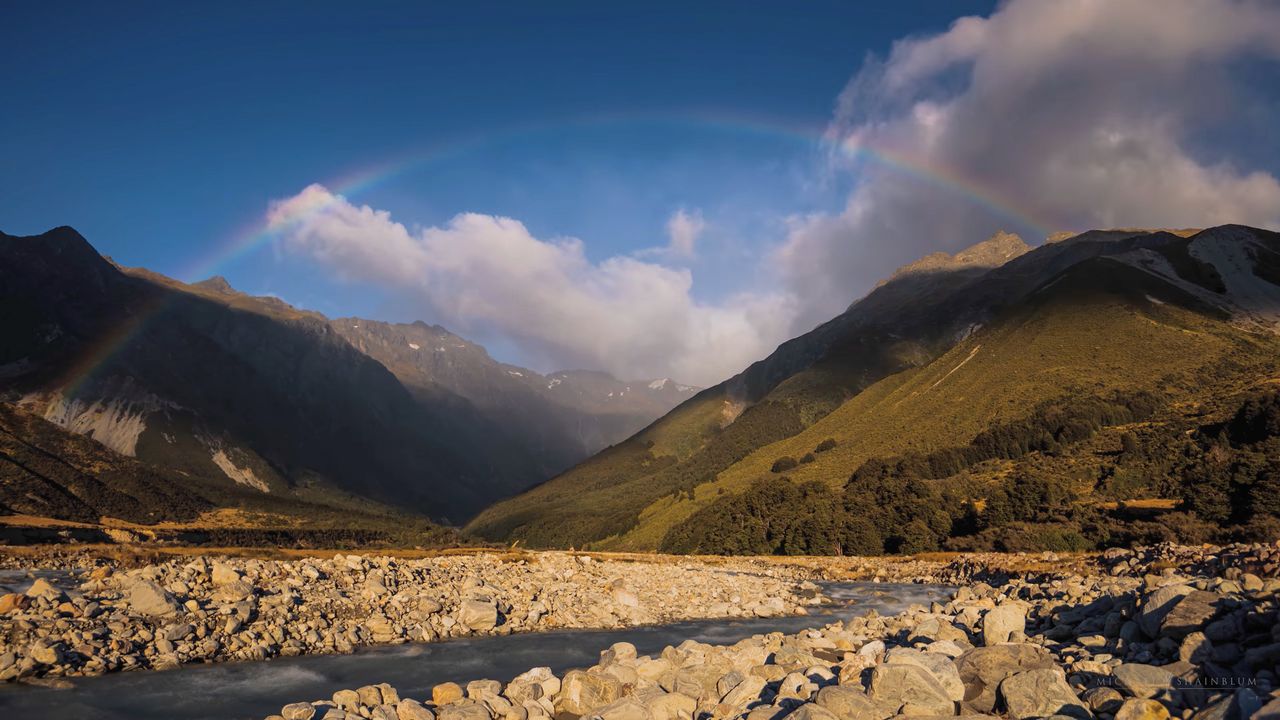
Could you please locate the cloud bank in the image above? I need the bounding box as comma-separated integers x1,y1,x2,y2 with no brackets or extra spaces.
778,0,1280,329
271,0,1280,384
268,184,793,385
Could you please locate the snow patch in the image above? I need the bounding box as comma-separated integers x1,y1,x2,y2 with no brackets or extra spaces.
1145,295,1166,305
211,449,269,493
547,378,562,389
408,342,420,350
507,370,524,377
648,378,671,390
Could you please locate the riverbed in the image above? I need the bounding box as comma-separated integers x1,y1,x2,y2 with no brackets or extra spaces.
0,582,951,720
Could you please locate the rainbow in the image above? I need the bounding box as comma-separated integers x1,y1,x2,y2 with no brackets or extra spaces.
57,111,1058,397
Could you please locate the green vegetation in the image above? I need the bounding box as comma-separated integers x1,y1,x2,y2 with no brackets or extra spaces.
661,389,1280,555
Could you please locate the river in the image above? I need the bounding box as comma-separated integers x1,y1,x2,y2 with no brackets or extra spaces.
0,582,952,720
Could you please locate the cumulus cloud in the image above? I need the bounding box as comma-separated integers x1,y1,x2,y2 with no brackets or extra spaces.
271,0,1280,385
779,0,1280,330
268,184,793,385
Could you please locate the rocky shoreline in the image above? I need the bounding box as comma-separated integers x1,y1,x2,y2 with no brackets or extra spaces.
0,551,824,681
248,543,1280,720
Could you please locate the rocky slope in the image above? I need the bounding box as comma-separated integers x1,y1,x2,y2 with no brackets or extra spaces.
468,226,1280,550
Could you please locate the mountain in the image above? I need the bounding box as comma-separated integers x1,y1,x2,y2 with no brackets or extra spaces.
0,227,529,523
329,319,697,477
467,225,1280,551
0,227,692,527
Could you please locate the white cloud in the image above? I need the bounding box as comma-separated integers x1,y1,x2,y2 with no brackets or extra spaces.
780,0,1280,331
268,184,792,385
664,208,705,259
270,0,1280,386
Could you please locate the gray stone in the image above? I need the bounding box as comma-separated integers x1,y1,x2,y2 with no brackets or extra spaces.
998,668,1091,720
1137,586,1191,639
886,647,965,701
458,600,499,632
983,604,1026,646
868,663,955,716
558,670,623,715
956,644,1055,713
1112,664,1174,700
125,579,180,617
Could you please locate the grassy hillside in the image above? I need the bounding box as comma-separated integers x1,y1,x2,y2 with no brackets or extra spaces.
470,227,1280,551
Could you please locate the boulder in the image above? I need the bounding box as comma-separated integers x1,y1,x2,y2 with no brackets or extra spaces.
25,578,65,601
558,670,624,715
787,704,838,720
720,675,768,709
868,663,955,716
458,600,499,632
814,686,879,720
588,697,653,720
1158,592,1220,639
1114,699,1171,720
955,644,1055,713
124,579,180,617
983,605,1026,646
281,703,316,720
1137,585,1191,639
434,682,465,706
211,562,243,586
395,699,435,720
886,647,965,701
997,668,1091,720
1111,664,1174,700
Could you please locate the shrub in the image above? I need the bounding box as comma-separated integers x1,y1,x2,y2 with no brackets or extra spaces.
771,456,798,473
815,438,837,453
799,453,816,464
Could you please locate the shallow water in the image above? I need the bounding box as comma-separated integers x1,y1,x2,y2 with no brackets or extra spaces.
0,581,952,720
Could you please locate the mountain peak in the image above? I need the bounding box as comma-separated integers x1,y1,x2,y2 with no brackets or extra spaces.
193,275,237,294
885,231,1029,283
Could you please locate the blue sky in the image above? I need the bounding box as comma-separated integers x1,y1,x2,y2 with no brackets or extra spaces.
4,1,1279,384
1,1,989,315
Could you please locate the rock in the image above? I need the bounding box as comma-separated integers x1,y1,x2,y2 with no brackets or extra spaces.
956,644,1055,713
1081,687,1124,714
25,578,65,601
434,682,465,705
1114,699,1171,720
1111,664,1174,700
282,703,317,720
558,670,623,715
396,699,435,720
868,663,955,716
437,700,492,720
333,689,361,712
815,686,879,720
124,579,180,617
997,668,1091,720
983,604,1026,646
211,562,243,586
1137,585,1191,639
29,643,61,665
1158,591,1220,638
720,675,768,708
1178,632,1213,663
786,704,838,720
601,642,637,666
588,697,653,720
458,600,499,632
0,593,29,614
886,647,965,701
